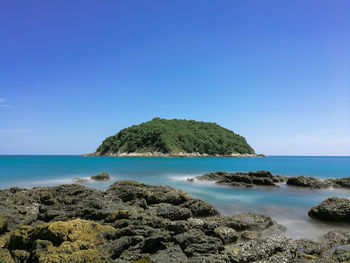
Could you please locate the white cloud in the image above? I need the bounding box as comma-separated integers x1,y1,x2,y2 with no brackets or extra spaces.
0,98,15,109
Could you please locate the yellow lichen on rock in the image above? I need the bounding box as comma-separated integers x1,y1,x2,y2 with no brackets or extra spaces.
4,219,116,263
0,249,15,263
44,219,115,245
106,209,133,222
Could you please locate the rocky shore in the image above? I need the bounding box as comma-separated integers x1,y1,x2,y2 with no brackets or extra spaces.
0,180,350,262
195,171,350,190
82,152,265,158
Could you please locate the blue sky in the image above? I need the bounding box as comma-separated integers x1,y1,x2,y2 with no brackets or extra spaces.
1,0,349,155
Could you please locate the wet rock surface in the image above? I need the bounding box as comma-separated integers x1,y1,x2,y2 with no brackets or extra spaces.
90,172,110,181
308,197,350,222
196,170,287,188
286,176,332,189
196,171,350,191
0,180,349,262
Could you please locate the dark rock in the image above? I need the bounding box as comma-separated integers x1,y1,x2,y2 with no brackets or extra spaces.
287,176,331,189
196,170,285,188
208,213,274,231
154,203,192,220
187,178,194,183
308,197,350,222
2,180,350,262
149,245,189,262
174,229,224,257
90,172,110,181
0,213,11,234
333,177,350,188
180,199,219,217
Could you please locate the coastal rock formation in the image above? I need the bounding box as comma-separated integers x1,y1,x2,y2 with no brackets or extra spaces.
196,171,350,191
286,176,331,189
196,170,287,188
90,172,110,181
332,177,350,188
308,197,350,222
0,181,350,262
89,118,258,157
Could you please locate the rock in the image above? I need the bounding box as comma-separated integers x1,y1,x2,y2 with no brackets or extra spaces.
154,203,192,220
208,213,274,231
0,213,11,234
308,197,350,222
73,177,89,183
196,170,285,188
213,226,238,244
107,180,219,216
333,246,350,262
180,199,219,217
2,180,350,262
90,172,110,181
187,178,194,183
149,245,189,262
240,230,258,241
174,229,224,257
287,176,331,189
333,177,350,188
225,234,295,263
5,219,115,262
0,249,15,263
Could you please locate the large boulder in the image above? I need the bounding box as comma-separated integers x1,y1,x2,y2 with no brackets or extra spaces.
333,177,350,188
286,175,331,189
107,180,219,217
196,170,286,188
308,197,350,222
90,172,110,181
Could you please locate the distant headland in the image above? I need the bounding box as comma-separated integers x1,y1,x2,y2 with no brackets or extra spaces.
84,118,264,157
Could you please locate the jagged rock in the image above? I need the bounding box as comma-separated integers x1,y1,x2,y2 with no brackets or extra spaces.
187,178,194,183
90,172,110,181
308,197,350,222
213,226,238,244
196,170,286,188
333,177,350,188
1,180,350,262
153,203,192,220
149,245,189,262
73,177,89,183
174,229,224,257
287,176,331,189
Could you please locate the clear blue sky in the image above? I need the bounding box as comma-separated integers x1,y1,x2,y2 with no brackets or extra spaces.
1,0,349,155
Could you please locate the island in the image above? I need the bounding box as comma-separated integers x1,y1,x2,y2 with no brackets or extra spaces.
84,118,263,157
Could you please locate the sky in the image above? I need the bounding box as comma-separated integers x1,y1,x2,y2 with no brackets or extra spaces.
0,0,349,155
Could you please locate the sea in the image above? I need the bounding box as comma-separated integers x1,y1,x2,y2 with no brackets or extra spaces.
0,155,349,239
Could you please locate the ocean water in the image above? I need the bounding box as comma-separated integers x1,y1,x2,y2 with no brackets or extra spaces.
0,155,349,239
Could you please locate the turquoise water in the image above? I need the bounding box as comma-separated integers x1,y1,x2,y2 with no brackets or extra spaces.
0,155,349,239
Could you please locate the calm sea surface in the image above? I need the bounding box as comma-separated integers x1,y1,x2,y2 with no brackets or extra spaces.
0,155,349,239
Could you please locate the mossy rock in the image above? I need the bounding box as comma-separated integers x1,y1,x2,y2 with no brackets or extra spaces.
106,210,133,222
0,249,15,263
5,219,116,262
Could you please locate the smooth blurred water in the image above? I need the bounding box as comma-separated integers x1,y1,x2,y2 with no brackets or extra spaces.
0,155,349,239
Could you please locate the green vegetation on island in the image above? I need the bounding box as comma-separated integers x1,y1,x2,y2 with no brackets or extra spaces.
95,118,255,156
